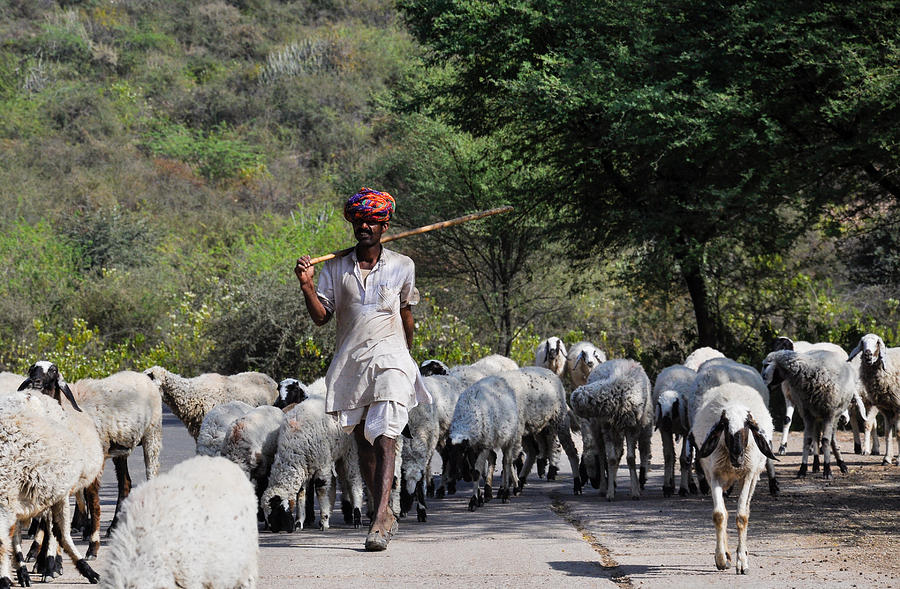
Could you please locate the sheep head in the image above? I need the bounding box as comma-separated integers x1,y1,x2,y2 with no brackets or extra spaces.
654,391,680,432
275,378,308,409
445,439,478,483
18,361,82,411
771,336,796,352
419,359,449,376
849,334,887,371
265,495,296,533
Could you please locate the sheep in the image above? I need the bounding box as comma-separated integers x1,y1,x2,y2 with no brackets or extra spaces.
763,348,856,478
66,370,164,539
570,359,653,501
0,391,101,587
652,364,698,497
261,394,364,532
688,357,778,495
692,383,777,574
400,373,465,521
848,334,900,465
99,455,258,589
448,354,519,388
273,377,310,410
220,405,286,499
419,359,450,377
535,337,567,377
446,367,566,510
770,337,853,454
565,341,608,388
684,347,726,371
144,366,278,439
196,400,254,457
18,362,109,569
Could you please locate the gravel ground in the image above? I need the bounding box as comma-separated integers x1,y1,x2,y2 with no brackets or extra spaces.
31,409,900,588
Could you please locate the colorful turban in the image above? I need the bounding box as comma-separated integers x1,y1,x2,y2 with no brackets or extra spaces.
344,187,395,224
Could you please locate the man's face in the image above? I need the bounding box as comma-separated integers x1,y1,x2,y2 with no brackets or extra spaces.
352,218,388,247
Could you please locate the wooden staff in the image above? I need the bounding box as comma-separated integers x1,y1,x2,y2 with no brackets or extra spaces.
309,205,514,265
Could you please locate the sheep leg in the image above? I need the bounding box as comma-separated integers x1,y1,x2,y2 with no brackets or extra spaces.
625,430,640,500
107,455,132,535
557,420,583,495
661,430,676,497
779,383,794,455
502,443,522,502
694,441,710,495
33,515,62,581
414,479,428,522
83,477,101,559
516,438,537,494
49,499,98,583
71,490,86,534
11,522,29,588
797,426,813,478
468,457,485,511
679,436,697,496
710,482,731,570
314,474,332,530
638,425,652,491
829,436,848,474
296,483,308,530
765,457,779,495
335,454,363,529
864,406,880,455
1,512,13,588
882,412,899,466
821,421,836,479
603,429,624,501
735,473,760,575
24,518,42,563
590,419,608,491
482,450,497,502
141,424,162,480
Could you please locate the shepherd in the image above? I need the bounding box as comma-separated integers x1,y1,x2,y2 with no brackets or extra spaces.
294,187,431,552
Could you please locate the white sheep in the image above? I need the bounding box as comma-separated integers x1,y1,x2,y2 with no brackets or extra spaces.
0,372,23,393
69,370,164,538
196,400,254,457
570,359,653,501
400,373,465,521
0,391,101,587
447,367,566,510
688,357,778,495
261,394,363,531
535,337,567,377
221,405,286,494
419,359,450,376
99,455,258,589
692,382,777,574
144,366,278,439
565,341,607,388
652,364,697,497
848,334,900,465
684,347,726,371
763,348,856,478
448,354,519,388
769,337,852,454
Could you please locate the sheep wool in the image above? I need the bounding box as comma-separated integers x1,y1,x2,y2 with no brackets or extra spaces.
196,400,254,457
100,455,258,589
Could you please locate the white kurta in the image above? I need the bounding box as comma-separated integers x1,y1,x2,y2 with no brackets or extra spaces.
316,247,431,414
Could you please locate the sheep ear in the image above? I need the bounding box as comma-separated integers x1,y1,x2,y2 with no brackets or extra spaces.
654,403,662,429
17,378,32,391
697,411,728,459
848,341,862,361
60,382,82,412
747,419,777,460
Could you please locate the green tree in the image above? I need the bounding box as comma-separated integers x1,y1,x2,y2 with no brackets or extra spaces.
397,0,900,351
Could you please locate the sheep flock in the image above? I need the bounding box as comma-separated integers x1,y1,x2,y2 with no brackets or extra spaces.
0,332,897,585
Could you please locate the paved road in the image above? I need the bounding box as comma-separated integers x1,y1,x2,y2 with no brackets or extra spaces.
36,408,900,588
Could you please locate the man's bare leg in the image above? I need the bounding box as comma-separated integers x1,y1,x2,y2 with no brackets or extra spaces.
355,428,397,548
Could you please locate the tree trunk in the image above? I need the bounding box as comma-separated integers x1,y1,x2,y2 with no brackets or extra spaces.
679,256,717,348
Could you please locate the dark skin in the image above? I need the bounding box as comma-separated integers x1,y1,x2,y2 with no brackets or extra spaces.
294,217,412,541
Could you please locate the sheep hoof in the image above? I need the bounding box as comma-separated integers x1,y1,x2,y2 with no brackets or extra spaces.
86,540,99,560
777,444,787,456
447,481,457,495
838,462,848,474
796,463,808,478
768,478,780,496
468,496,478,512
15,566,30,587
417,507,427,523
25,542,38,563
76,559,99,584
341,499,353,524
573,477,583,495
689,481,699,495
854,442,862,454
881,457,894,466
699,480,710,495
547,465,559,481
353,508,362,529
678,487,688,497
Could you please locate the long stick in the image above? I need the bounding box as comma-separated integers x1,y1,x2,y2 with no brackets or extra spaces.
309,205,514,265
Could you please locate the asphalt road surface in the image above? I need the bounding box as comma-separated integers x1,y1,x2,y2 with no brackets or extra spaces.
35,407,900,588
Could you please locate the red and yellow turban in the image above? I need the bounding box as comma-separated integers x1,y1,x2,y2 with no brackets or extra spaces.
344,187,395,224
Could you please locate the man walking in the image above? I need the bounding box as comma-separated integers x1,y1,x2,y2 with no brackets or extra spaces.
294,187,430,551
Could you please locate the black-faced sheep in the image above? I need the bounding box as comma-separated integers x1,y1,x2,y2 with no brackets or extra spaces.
692,383,777,574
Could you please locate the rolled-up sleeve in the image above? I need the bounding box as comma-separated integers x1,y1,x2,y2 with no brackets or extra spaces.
316,260,335,313
399,258,419,307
